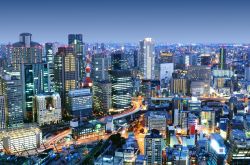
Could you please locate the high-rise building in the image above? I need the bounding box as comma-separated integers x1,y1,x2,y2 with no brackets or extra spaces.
68,88,92,118
139,38,155,80
219,48,226,69
54,47,78,108
110,51,132,111
111,51,128,70
33,93,61,126
68,34,85,85
11,33,44,122
45,43,55,92
0,96,5,129
91,53,110,82
93,81,112,115
110,70,133,111
0,73,23,128
144,130,163,165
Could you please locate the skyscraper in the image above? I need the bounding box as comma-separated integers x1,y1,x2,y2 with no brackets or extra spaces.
54,47,78,108
68,34,85,85
110,51,132,111
219,48,226,69
45,43,55,92
11,33,44,122
139,38,155,80
0,73,23,128
91,53,110,82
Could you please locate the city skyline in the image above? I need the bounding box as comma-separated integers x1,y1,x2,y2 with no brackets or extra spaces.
0,0,250,43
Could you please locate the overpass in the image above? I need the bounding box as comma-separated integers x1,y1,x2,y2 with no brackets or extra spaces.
99,100,143,122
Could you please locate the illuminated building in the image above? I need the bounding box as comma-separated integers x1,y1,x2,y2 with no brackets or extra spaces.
190,81,208,96
45,43,55,92
93,81,112,115
219,48,226,69
68,34,85,84
139,38,155,80
70,119,104,139
0,73,23,128
0,96,5,129
201,107,215,134
0,127,42,153
209,133,226,164
33,93,61,126
91,53,110,82
171,78,188,95
144,130,163,165
160,52,173,63
188,97,201,111
187,66,211,82
68,88,92,118
228,129,250,163
140,80,160,103
11,33,44,122
54,47,78,107
146,111,167,137
110,52,132,111
110,70,132,111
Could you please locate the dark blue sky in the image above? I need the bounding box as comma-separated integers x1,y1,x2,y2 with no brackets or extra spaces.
0,0,250,43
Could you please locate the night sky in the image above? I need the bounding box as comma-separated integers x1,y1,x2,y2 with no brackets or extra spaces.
0,0,250,43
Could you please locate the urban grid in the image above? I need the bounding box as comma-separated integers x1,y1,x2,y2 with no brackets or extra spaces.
0,1,250,165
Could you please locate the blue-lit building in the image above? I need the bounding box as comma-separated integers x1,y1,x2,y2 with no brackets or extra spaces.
68,88,92,118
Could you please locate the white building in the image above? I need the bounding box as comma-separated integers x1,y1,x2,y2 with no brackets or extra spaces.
0,127,42,153
139,38,155,80
34,93,61,126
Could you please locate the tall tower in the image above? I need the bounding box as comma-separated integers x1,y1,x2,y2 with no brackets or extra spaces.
0,73,23,128
110,51,132,112
139,38,155,80
11,33,43,122
219,47,226,69
45,43,55,92
68,34,85,86
54,47,77,108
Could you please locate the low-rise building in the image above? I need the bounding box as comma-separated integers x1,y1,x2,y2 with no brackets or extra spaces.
0,127,42,153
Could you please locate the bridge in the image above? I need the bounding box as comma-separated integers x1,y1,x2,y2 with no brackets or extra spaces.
99,97,144,123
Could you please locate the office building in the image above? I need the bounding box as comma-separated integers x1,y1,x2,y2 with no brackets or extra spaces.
54,47,78,107
110,70,132,111
171,78,188,95
144,130,163,165
68,88,92,118
146,111,167,137
45,43,55,92
219,48,226,69
160,63,174,87
209,133,226,164
0,127,42,153
139,38,155,80
93,81,112,115
33,93,61,126
91,53,110,81
11,33,44,122
68,34,85,84
0,73,23,128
